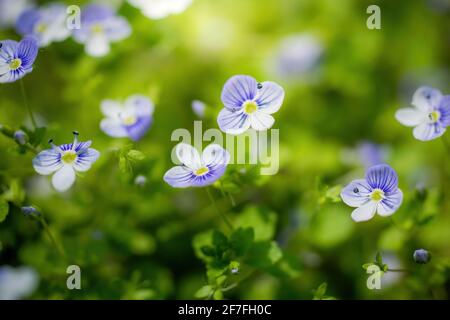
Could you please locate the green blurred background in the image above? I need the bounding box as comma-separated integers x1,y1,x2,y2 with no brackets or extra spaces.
1,0,449,299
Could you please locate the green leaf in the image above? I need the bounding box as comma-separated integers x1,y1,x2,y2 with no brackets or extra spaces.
212,230,228,252
127,150,146,162
0,199,9,223
29,127,47,147
246,241,283,269
229,227,254,256
235,206,277,241
195,285,214,299
119,155,132,174
200,246,216,257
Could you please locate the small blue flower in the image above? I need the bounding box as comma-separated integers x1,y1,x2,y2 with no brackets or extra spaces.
218,75,285,135
16,3,71,47
0,36,38,83
72,4,131,57
341,164,403,222
192,100,206,118
164,143,230,188
128,0,193,19
395,86,450,141
32,132,100,192
0,0,33,29
100,95,154,141
0,266,39,300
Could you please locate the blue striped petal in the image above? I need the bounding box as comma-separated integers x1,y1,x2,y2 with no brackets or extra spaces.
365,164,398,193
221,75,257,110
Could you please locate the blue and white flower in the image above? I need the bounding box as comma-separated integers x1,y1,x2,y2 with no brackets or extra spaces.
72,4,131,57
0,266,39,300
16,3,71,47
218,75,285,135
395,86,450,141
100,95,154,141
192,100,206,118
128,0,193,20
0,0,33,29
0,36,38,83
341,164,403,222
164,143,230,188
32,132,100,192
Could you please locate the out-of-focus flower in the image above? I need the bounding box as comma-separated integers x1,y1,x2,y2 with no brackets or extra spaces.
164,143,230,188
32,132,100,192
356,141,387,168
0,266,39,300
100,95,154,141
0,36,38,83
272,33,323,79
72,4,131,57
341,164,403,222
218,75,285,135
128,0,193,20
16,3,70,47
0,0,33,29
413,249,431,264
191,100,206,118
395,86,450,141
134,175,147,186
14,130,28,145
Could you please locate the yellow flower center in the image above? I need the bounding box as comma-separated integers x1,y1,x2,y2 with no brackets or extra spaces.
36,23,47,33
91,24,104,33
9,58,22,70
243,101,258,114
195,167,209,176
61,151,77,164
370,188,385,202
428,111,440,123
122,115,137,126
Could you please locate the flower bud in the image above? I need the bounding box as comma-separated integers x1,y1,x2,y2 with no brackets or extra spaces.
134,175,147,187
21,206,40,218
413,249,431,264
14,130,28,145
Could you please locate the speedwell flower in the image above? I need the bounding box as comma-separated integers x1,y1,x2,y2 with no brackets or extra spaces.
128,0,193,20
0,36,38,83
72,4,131,57
341,164,403,222
16,3,70,47
100,95,154,141
395,86,450,141
0,0,33,29
32,132,100,192
164,143,230,188
0,266,39,300
218,75,285,135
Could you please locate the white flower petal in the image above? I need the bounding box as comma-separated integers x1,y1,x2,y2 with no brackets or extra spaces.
101,99,122,118
124,95,154,117
52,165,76,192
395,108,426,127
413,122,446,141
217,108,251,135
340,179,372,207
100,118,128,138
202,144,230,168
250,111,275,131
254,81,285,114
351,201,377,222
377,189,403,217
176,143,202,170
163,165,194,188
412,86,442,112
73,148,100,172
85,34,110,57
32,149,63,175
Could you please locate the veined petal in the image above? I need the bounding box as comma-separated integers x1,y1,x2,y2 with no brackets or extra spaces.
377,189,403,217
32,149,62,175
74,148,100,172
190,166,226,187
221,75,258,110
125,115,152,141
255,81,285,114
413,122,445,141
395,108,426,127
365,164,399,193
74,140,92,152
100,118,128,138
351,201,377,222
438,96,450,127
202,144,230,168
52,165,76,192
163,165,195,188
176,143,202,170
101,99,122,118
217,108,251,135
124,95,154,117
340,179,372,207
17,37,38,69
412,86,442,112
250,111,275,131
0,40,18,60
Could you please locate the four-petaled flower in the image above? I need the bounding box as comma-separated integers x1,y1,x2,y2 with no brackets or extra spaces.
72,4,131,57
128,0,193,20
16,3,71,47
32,132,100,192
218,75,285,135
341,164,403,222
100,95,154,141
395,86,450,141
0,36,38,83
164,143,230,188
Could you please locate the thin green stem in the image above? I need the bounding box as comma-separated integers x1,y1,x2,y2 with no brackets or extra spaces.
206,187,233,231
39,216,66,258
387,268,409,273
219,183,236,207
20,79,37,130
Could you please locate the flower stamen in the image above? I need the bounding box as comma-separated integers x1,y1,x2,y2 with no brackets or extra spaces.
61,150,77,164
9,58,22,70
195,166,209,176
243,101,258,114
370,188,385,202
428,111,440,123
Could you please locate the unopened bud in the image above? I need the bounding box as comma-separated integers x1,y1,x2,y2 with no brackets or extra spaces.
14,130,28,145
413,249,431,264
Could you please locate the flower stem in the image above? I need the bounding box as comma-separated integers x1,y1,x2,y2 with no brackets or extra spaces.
20,79,37,130
206,187,234,231
219,182,236,207
38,215,66,259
